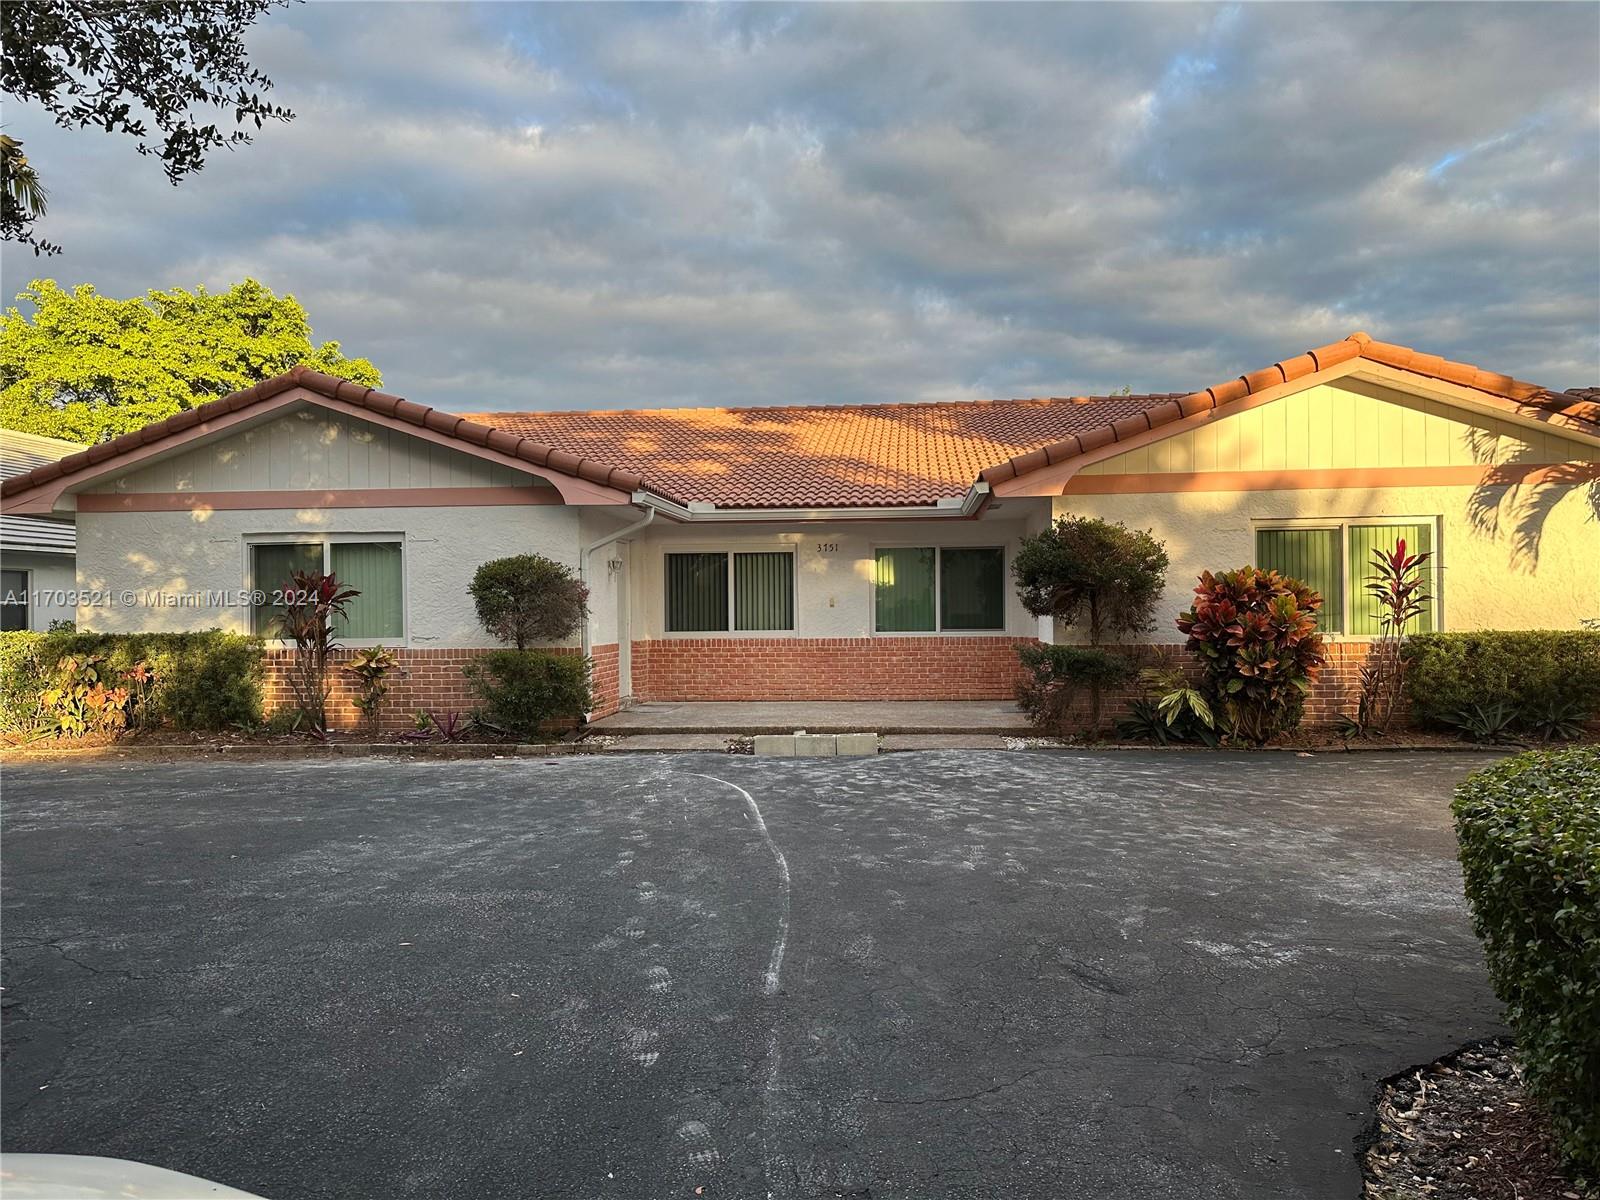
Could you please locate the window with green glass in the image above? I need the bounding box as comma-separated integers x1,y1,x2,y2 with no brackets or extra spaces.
1255,528,1342,631
734,552,794,631
666,553,729,632
940,547,1006,630
252,539,403,640
666,550,793,632
874,547,936,632
331,541,404,639
252,542,324,637
1347,522,1434,635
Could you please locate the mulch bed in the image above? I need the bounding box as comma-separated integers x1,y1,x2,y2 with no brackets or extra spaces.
1362,1039,1591,1199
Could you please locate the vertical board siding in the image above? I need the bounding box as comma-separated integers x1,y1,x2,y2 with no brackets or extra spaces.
87,409,545,494
1256,528,1343,631
1078,381,1600,477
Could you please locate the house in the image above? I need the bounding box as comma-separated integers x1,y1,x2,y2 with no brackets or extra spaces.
1,429,84,631
2,332,1596,727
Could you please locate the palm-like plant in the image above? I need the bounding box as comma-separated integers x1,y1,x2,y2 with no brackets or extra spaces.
280,570,360,736
1350,538,1432,735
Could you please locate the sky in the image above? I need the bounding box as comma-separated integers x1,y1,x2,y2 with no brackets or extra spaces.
3,1,1597,411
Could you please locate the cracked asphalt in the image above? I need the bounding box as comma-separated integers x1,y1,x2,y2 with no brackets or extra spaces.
1,750,1503,1199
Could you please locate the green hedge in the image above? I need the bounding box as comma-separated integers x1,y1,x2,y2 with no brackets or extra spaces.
1405,631,1600,728
464,649,592,738
1453,747,1600,1175
0,629,264,733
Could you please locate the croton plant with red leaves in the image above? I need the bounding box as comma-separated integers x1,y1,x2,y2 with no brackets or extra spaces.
1176,567,1329,744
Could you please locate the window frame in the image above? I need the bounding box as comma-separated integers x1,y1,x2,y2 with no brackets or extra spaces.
1253,516,1442,638
871,543,1009,636
1,566,30,632
661,545,798,637
244,532,407,647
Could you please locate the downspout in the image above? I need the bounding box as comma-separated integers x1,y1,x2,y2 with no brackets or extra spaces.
578,504,655,720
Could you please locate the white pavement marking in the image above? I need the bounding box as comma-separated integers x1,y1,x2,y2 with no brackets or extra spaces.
689,772,790,997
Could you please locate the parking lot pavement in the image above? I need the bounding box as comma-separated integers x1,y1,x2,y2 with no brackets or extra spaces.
1,750,1503,1199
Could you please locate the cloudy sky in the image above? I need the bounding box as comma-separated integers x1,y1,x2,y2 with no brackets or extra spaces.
4,2,1597,410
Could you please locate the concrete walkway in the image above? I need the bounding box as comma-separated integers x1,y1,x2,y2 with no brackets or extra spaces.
589,699,1033,735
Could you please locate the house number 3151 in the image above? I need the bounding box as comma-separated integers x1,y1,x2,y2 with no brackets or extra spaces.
815,542,840,553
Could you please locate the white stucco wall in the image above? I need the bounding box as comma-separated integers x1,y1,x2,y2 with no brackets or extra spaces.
74,504,581,647
1,549,78,630
1054,481,1600,643
628,502,1052,641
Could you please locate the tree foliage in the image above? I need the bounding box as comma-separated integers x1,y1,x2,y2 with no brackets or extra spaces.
1,0,294,253
469,556,590,651
1011,515,1169,644
0,278,380,443
0,134,53,254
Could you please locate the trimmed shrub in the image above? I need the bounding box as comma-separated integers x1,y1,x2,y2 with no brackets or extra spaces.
1016,644,1137,735
1176,567,1328,743
0,630,47,732
1453,748,1600,1175
464,650,592,738
1406,631,1600,731
469,555,589,650
1012,516,1169,643
1,630,263,732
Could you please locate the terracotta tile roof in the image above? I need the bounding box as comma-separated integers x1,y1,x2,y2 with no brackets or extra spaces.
4,334,1593,512
467,395,1183,509
0,365,654,503
979,332,1600,487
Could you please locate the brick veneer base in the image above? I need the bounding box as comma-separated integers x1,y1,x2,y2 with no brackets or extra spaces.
264,637,1390,732
262,643,621,732
627,636,1397,727
631,636,1036,702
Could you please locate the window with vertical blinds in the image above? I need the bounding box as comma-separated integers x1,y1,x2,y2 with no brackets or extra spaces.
940,547,1006,630
1347,522,1434,635
666,550,794,632
734,552,794,631
1256,520,1438,635
1,568,29,631
332,541,404,639
874,547,936,632
252,539,403,640
1255,528,1342,631
665,553,728,632
252,542,324,637
874,546,1006,632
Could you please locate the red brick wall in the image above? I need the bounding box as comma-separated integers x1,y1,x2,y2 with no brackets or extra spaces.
261,643,621,732
627,636,1392,727
1016,640,1401,729
630,636,1035,701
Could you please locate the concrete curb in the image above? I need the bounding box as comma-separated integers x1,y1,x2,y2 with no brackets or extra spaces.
0,741,602,764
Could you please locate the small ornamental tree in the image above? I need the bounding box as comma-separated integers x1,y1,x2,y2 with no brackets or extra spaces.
1176,568,1328,744
1011,517,1168,733
469,555,588,650
1346,537,1432,737
1013,516,1169,644
281,570,359,736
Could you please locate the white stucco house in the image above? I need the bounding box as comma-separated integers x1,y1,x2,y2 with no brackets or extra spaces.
1,332,1596,727
1,429,83,631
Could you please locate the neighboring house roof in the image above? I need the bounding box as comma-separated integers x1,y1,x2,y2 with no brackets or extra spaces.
3,335,1595,515
1,429,83,554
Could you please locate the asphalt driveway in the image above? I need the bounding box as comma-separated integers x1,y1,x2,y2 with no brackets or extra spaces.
1,751,1502,1199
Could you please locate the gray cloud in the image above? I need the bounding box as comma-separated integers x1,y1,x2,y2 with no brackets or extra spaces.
3,1,1595,410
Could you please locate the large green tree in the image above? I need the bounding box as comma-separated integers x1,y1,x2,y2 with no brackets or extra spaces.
0,278,381,444
2,0,294,254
